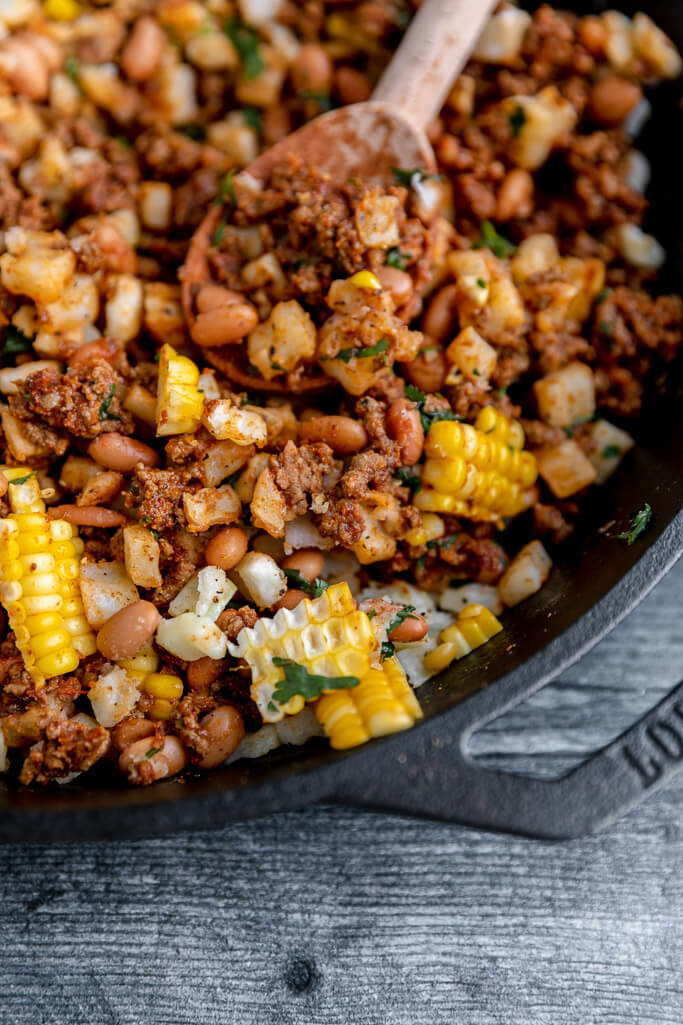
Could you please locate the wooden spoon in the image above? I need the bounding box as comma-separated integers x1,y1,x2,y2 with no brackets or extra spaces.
181,0,499,392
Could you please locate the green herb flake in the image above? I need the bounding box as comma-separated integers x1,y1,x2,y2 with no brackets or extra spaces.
145,747,162,759
380,640,396,661
613,503,653,546
271,657,359,706
297,89,333,112
473,220,516,259
150,529,161,541
1,324,33,359
563,426,574,438
403,383,459,432
225,469,242,488
472,368,481,376
283,568,329,599
7,472,35,486
240,107,262,135
476,278,487,289
224,18,265,79
509,105,527,137
114,135,132,150
366,609,377,621
387,604,418,635
217,168,238,207
602,444,622,459
404,384,426,404
386,247,409,270
64,56,80,86
394,468,420,493
176,123,206,141
211,216,227,246
595,288,612,306
98,384,118,421
335,338,389,364
598,320,614,337
391,167,424,187
426,533,458,551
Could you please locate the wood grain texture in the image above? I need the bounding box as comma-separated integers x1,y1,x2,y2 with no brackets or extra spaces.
2,559,683,1025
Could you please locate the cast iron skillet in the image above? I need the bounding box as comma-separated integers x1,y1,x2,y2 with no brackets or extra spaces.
2,0,683,843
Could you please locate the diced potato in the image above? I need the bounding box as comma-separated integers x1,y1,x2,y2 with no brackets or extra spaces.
0,227,75,304
351,507,397,565
486,269,525,333
202,398,268,447
123,524,163,589
185,29,239,70
201,440,254,487
235,45,285,107
104,274,143,342
155,62,198,124
138,182,173,231
241,252,286,291
603,10,634,70
78,559,139,630
0,360,60,395
107,208,140,248
448,250,490,308
439,584,503,617
41,274,99,338
207,112,259,164
169,566,236,621
123,383,157,427
157,0,206,41
563,257,606,324
614,223,665,270
504,86,577,170
354,193,400,248
156,612,228,661
445,326,497,385
59,455,101,492
89,666,140,728
143,282,186,349
1,409,55,461
250,465,286,537
511,233,560,282
284,515,335,553
77,471,124,507
183,485,241,534
234,452,270,504
247,300,316,380
585,419,635,484
632,12,683,78
237,0,281,24
0,97,44,164
536,439,597,499
498,540,552,608
79,63,138,122
534,362,596,428
473,8,532,64
622,150,651,194
49,72,81,117
230,551,287,608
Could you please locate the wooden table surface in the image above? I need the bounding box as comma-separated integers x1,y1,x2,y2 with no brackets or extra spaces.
2,559,683,1025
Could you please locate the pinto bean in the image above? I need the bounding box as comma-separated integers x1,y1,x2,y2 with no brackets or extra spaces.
88,433,159,472
1,37,49,100
187,657,227,692
196,284,244,314
281,549,324,582
299,415,368,455
121,16,166,81
388,612,428,643
119,735,187,783
291,43,333,95
96,600,160,661
334,66,371,104
377,266,413,307
111,717,155,752
423,283,459,344
386,398,424,466
191,302,259,347
274,589,308,611
204,526,249,571
196,706,245,769
589,76,643,124
262,104,292,146
399,342,448,394
496,168,534,222
69,338,123,367
49,505,126,528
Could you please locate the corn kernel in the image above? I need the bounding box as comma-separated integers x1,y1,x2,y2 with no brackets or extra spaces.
156,343,204,437
150,698,175,720
348,270,382,291
143,673,184,700
423,604,503,675
403,512,445,548
43,0,80,19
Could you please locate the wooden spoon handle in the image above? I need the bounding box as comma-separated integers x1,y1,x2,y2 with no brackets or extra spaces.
371,0,498,127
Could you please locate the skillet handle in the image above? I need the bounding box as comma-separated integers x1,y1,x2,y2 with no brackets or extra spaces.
329,677,683,839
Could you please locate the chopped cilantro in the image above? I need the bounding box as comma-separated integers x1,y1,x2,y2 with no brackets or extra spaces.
98,384,118,421
145,747,161,759
216,168,238,207
404,384,426,404
472,368,481,376
391,167,425,187
114,135,132,150
386,247,409,270
598,321,614,337
402,383,459,432
366,610,377,621
224,18,265,79
150,529,160,541
211,216,227,246
476,278,487,289
563,426,574,438
380,640,396,660
496,386,508,397
297,90,333,112
1,324,33,359
225,469,242,488
613,503,653,546
8,472,35,486
595,288,612,306
394,468,420,493
387,604,418,635
271,657,359,706
240,107,262,135
509,105,527,137
64,56,80,86
473,221,516,259
427,533,458,551
602,444,622,459
176,123,206,141
334,338,389,364
283,568,329,599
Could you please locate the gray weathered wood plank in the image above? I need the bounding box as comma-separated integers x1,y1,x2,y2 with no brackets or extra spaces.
1,559,683,1025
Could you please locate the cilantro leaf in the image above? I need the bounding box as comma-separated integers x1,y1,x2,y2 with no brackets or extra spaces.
334,338,389,364
240,107,262,135
613,504,653,546
297,90,333,112
271,658,358,706
64,56,81,87
216,168,238,207
387,604,418,635
426,533,458,550
224,18,265,79
98,384,118,421
7,472,35,486
380,640,396,660
283,568,329,599
404,384,426,404
386,247,409,270
145,747,162,759
402,382,459,431
509,105,527,137
602,444,621,459
394,468,420,493
211,216,227,246
176,123,206,141
392,167,425,186
2,325,33,359
473,221,516,259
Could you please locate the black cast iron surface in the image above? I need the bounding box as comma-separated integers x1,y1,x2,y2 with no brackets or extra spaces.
1,0,683,843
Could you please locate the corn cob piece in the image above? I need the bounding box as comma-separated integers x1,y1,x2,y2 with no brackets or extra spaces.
116,647,183,720
156,342,204,437
415,407,537,524
424,604,503,674
315,656,422,750
0,467,96,687
228,581,378,722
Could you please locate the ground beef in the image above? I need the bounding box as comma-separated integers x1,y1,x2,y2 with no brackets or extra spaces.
19,718,109,786
0,165,53,231
173,168,221,230
171,693,216,761
216,606,259,641
152,529,205,605
341,451,392,498
10,360,134,439
438,532,509,584
529,330,592,375
126,468,192,534
269,441,335,519
520,418,567,450
355,396,400,464
533,502,574,543
316,498,365,546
